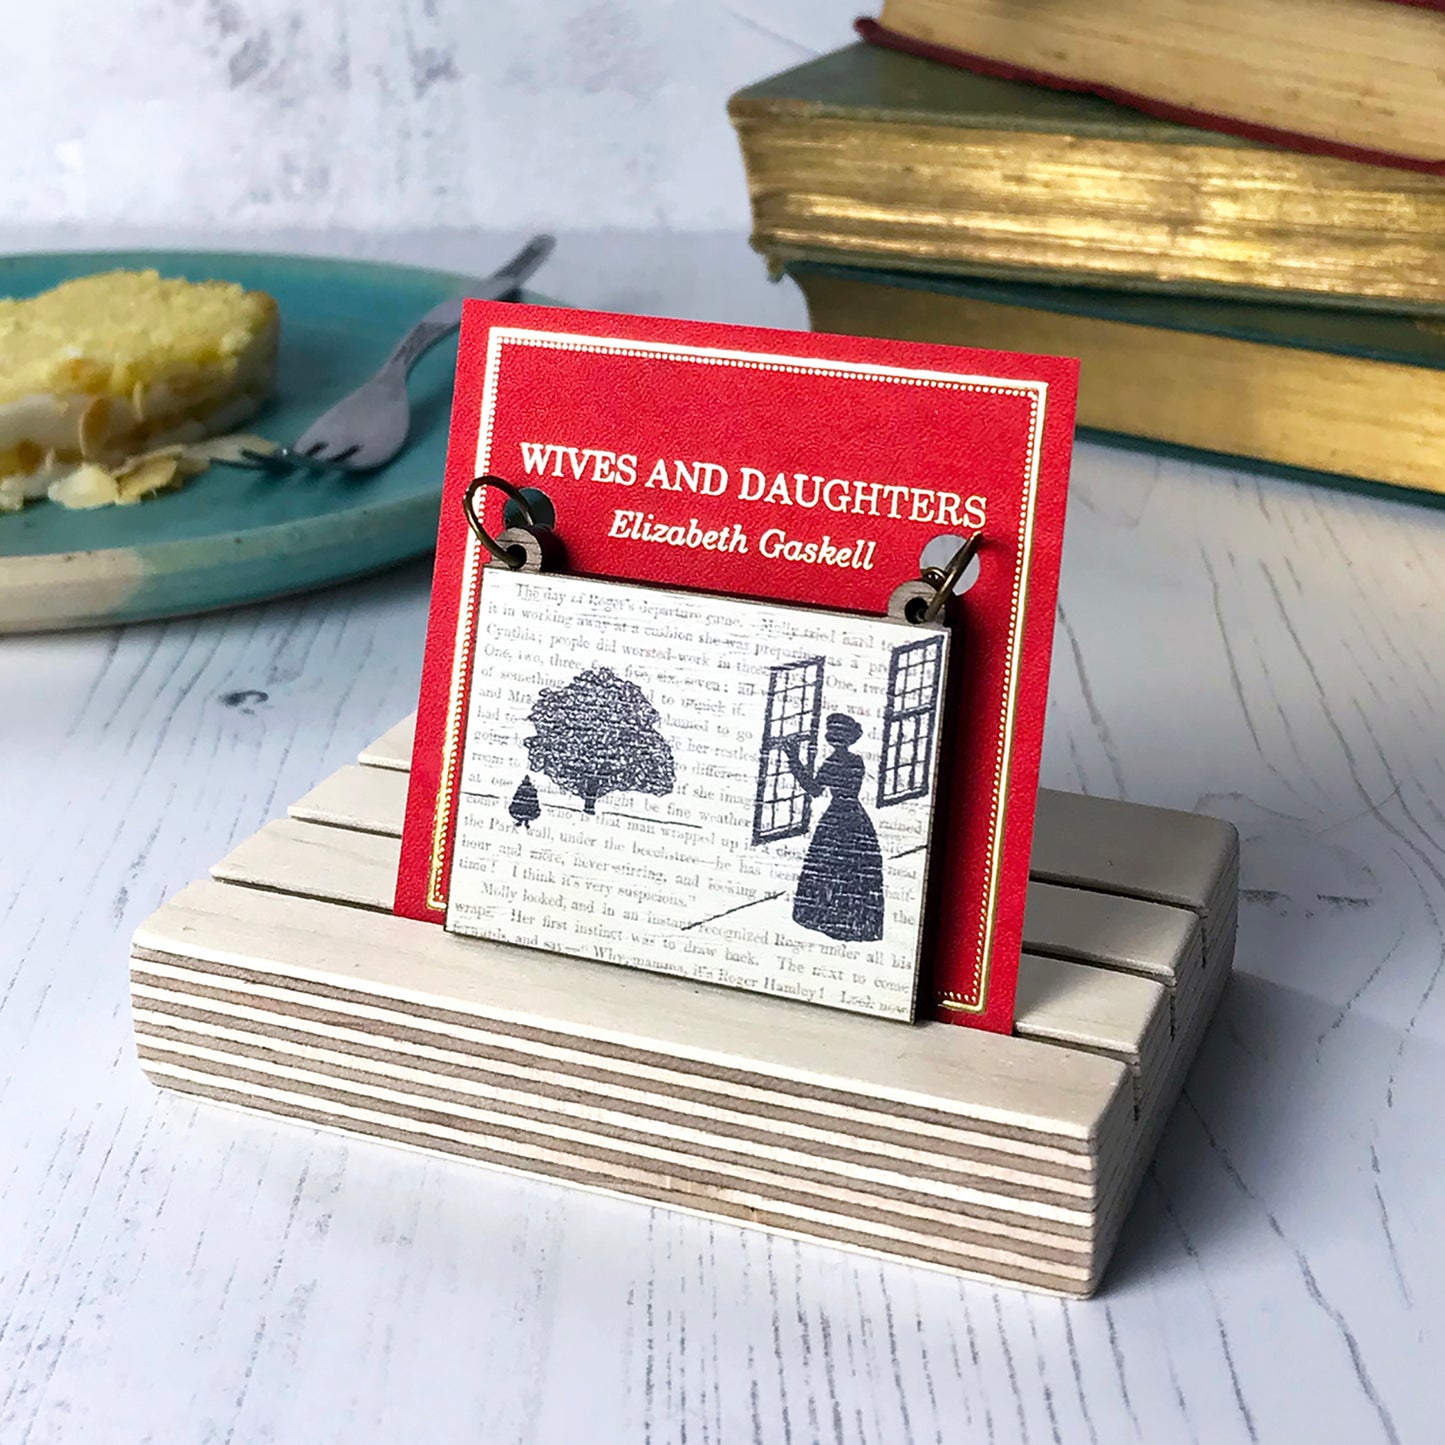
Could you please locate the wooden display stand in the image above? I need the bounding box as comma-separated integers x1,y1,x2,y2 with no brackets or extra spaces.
129,716,1237,1298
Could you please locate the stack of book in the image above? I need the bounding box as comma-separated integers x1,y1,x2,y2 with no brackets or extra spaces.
728,0,1445,497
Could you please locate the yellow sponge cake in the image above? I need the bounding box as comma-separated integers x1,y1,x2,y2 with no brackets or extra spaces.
0,270,278,512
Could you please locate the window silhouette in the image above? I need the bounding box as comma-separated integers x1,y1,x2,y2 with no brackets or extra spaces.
752,656,825,844
877,635,945,807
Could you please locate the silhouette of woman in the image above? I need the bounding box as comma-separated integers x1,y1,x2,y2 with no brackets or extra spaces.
782,713,885,942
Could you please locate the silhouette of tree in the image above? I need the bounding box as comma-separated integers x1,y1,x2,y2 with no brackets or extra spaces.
508,774,541,828
525,668,675,814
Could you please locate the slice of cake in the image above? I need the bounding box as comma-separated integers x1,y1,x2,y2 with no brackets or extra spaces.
0,269,279,512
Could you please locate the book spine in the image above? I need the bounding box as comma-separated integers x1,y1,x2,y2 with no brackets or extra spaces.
854,17,1445,177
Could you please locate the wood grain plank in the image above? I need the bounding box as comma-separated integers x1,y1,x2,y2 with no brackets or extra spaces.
214,817,395,911
214,817,1172,1086
133,946,1112,1174
289,765,410,837
142,1056,1099,1296
1013,953,1169,1106
130,961,1100,1185
134,878,1134,1146
1024,879,1202,1038
1023,880,1200,985
357,718,414,771
130,1015,1104,1233
1032,788,1238,917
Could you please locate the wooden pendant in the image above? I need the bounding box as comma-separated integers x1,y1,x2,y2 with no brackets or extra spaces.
449,567,949,1020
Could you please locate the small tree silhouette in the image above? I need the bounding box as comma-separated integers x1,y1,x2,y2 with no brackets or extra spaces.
525,667,675,814
508,774,541,828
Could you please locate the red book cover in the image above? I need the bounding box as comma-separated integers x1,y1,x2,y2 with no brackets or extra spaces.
856,16,1445,178
396,301,1077,1032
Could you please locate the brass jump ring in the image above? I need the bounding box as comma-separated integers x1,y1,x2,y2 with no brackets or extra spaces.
463,475,539,566
921,533,981,624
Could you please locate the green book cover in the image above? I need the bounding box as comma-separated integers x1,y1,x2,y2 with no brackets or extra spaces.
730,42,1262,151
786,260,1445,506
732,44,1445,317
786,261,1445,372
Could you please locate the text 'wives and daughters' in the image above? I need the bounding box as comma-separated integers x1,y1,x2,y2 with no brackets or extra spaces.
516,440,988,530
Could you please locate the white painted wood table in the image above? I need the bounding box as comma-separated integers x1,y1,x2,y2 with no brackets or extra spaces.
2,230,1442,1444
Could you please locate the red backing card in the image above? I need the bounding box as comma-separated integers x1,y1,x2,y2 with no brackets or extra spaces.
396,302,1077,1032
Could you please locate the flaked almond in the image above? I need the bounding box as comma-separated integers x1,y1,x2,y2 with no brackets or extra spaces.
117,443,208,485
115,444,187,475
48,463,121,510
116,455,181,503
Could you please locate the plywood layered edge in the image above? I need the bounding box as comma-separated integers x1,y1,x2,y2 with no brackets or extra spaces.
127,716,1238,1297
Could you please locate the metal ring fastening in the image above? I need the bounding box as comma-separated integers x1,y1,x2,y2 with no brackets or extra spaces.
463,475,539,566
920,534,981,623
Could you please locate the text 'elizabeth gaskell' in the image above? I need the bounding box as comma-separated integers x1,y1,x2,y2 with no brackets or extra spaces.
607,510,878,570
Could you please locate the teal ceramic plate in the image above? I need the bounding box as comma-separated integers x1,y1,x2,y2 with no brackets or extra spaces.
0,249,545,632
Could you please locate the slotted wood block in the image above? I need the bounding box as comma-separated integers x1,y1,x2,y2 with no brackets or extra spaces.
130,714,1237,1297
